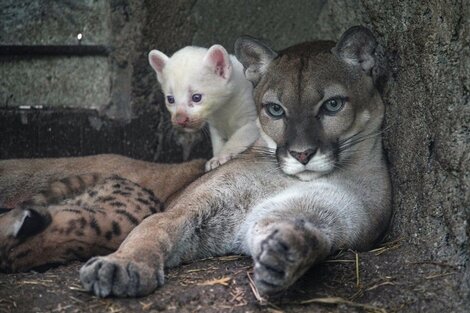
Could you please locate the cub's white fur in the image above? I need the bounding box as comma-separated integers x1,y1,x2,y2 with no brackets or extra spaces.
148,45,259,171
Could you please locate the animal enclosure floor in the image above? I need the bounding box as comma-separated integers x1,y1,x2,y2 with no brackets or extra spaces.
0,244,465,313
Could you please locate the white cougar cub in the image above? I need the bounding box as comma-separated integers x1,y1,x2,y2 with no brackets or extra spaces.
148,45,259,171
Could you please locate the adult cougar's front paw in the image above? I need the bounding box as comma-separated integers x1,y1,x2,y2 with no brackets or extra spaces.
205,153,235,171
253,221,321,295
80,255,164,298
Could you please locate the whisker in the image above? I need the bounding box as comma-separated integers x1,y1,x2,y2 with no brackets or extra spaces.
200,127,211,140
339,123,393,149
338,129,385,153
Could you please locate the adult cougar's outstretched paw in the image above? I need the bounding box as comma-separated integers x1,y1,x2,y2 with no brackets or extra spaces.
252,221,324,295
80,255,164,298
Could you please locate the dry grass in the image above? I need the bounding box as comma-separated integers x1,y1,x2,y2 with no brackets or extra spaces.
299,296,387,313
198,276,232,286
370,239,401,256
355,251,361,287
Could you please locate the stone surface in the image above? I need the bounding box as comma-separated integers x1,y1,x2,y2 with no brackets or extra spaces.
0,0,146,119
191,0,326,51
0,0,110,45
0,56,110,109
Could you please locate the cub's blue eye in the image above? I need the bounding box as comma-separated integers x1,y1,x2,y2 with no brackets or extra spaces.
192,94,202,103
167,95,175,104
322,97,345,114
266,102,285,119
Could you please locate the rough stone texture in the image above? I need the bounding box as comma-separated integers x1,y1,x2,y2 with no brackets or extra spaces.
0,0,112,111
106,0,146,120
0,0,146,119
0,0,110,45
191,0,326,51
0,56,110,109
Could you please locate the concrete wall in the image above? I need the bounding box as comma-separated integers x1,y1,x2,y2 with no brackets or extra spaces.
0,0,144,119
0,0,112,110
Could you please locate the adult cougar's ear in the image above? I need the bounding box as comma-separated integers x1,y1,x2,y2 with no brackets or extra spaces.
333,26,388,93
234,36,278,85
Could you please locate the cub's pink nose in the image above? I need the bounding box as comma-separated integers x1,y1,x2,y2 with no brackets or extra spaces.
175,114,190,127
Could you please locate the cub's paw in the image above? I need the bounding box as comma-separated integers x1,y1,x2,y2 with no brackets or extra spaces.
205,154,235,172
253,222,319,295
80,255,164,298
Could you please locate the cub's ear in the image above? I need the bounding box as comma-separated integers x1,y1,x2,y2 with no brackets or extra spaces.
235,36,277,85
333,26,387,92
148,50,170,82
11,209,50,239
203,45,232,79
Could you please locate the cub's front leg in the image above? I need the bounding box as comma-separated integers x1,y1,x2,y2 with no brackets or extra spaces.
205,122,259,171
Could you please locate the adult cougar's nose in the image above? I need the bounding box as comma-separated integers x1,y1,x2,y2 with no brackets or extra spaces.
289,148,317,165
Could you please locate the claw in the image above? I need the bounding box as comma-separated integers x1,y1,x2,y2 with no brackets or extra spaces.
79,255,163,298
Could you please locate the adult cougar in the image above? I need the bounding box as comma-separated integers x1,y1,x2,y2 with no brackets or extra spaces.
80,26,391,297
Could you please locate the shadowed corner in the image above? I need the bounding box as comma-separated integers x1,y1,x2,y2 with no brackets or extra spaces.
0,208,12,214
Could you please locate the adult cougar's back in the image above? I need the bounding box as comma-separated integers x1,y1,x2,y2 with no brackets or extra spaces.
80,26,391,298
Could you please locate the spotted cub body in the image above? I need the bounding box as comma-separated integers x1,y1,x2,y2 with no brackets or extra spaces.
0,174,162,273
0,155,206,273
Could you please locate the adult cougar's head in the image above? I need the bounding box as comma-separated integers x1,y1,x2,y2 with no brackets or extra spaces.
235,26,387,181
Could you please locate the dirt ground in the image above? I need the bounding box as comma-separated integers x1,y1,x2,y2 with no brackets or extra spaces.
0,239,466,313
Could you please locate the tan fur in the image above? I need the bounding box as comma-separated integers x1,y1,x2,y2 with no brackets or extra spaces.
0,155,205,272
0,154,205,208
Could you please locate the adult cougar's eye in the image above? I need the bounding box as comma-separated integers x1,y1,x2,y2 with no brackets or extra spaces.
192,93,202,102
266,103,285,119
167,95,175,104
322,97,345,114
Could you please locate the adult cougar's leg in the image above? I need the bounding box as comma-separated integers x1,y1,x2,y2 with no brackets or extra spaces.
245,186,367,295
80,199,238,297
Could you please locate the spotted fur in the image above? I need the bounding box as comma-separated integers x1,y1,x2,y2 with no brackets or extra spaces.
0,155,205,272
0,175,163,273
